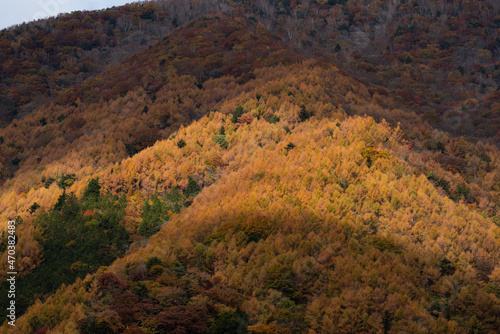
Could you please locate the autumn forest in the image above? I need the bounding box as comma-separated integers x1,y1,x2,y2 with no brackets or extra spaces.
0,0,500,333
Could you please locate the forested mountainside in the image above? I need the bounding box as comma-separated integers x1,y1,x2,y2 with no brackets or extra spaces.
0,0,499,185
0,0,499,333
0,0,229,122
1,0,499,137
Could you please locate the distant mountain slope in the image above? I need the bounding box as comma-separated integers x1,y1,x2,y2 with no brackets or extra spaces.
0,10,302,184
235,0,500,140
0,0,228,122
1,0,498,141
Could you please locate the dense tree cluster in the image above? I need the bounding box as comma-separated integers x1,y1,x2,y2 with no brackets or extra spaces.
0,0,229,122
1,0,498,142
2,109,499,333
0,179,129,319
233,0,500,141
0,1,499,333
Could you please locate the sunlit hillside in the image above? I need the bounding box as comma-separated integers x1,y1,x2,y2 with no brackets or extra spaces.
0,1,499,333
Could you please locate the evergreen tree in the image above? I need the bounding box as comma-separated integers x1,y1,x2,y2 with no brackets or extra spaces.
209,308,249,334
139,196,168,237
83,177,101,203
185,177,201,197
231,106,245,123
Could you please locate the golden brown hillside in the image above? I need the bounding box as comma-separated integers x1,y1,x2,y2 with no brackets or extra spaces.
0,60,499,333
0,2,499,330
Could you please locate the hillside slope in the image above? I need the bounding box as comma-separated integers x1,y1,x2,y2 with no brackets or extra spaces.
0,9,303,185
0,61,499,333
1,0,499,141
0,0,228,122
3,60,498,285
3,109,500,333
0,1,499,333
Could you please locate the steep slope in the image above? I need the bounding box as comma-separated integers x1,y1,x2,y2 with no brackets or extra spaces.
1,62,500,327
2,0,499,141
8,60,499,289
1,0,499,184
3,107,500,333
0,11,302,184
0,1,499,333
0,0,228,122
234,0,500,141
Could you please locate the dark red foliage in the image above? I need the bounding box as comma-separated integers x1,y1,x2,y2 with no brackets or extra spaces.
157,305,208,334
111,292,141,324
98,273,127,294
111,292,162,325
